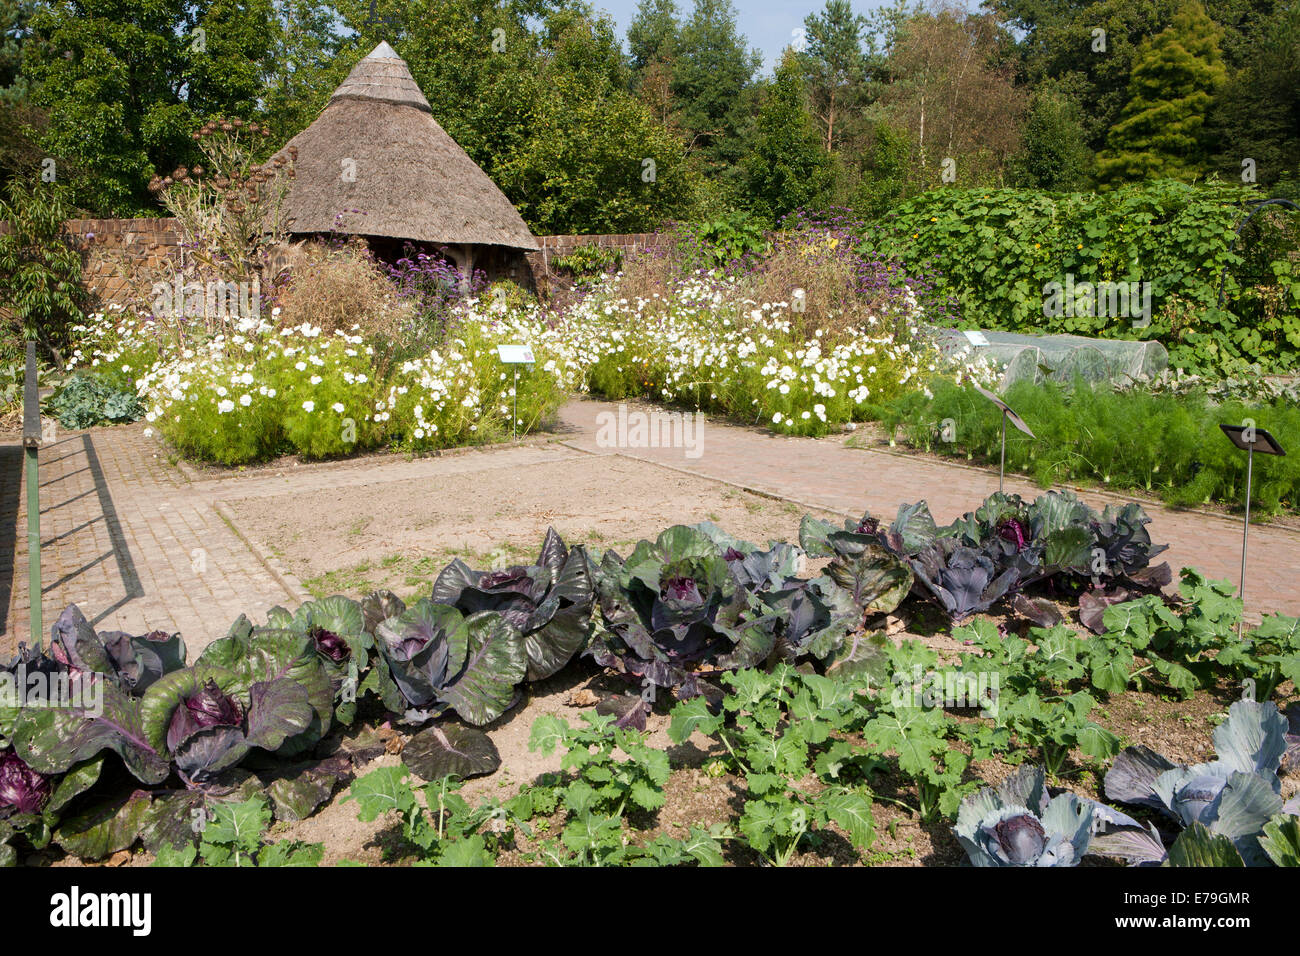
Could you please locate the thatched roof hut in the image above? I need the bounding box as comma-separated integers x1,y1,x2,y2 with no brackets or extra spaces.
274,41,536,284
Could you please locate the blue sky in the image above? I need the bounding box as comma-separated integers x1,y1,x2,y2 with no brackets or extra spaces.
587,0,898,74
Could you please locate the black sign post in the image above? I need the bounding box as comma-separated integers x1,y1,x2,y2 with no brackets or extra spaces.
974,383,1035,493
1220,423,1286,627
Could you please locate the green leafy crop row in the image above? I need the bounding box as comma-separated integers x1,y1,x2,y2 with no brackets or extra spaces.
879,379,1300,514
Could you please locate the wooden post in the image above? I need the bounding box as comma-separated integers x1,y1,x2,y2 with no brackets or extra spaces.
460,243,475,294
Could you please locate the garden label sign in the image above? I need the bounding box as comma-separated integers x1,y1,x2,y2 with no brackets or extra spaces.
1219,422,1287,629
497,344,535,438
497,344,535,364
973,382,1035,493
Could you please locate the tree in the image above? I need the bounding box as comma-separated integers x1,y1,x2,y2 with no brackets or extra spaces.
873,6,1028,189
626,0,683,132
492,11,703,233
850,119,912,218
1095,0,1227,185
800,0,870,154
990,0,1182,152
257,0,348,144
1010,89,1090,189
627,0,680,73
1,0,34,98
670,0,760,171
23,0,282,216
1206,2,1300,188
742,50,833,225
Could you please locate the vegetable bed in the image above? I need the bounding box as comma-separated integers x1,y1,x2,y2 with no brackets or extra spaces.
3,490,1297,867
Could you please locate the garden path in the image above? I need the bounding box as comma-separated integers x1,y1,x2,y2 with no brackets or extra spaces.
2,396,1296,655
556,397,1300,620
0,425,295,653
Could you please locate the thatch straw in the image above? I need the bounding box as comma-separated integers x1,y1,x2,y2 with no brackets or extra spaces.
275,42,537,250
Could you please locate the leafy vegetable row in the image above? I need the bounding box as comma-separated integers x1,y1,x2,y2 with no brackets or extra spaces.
0,489,1292,865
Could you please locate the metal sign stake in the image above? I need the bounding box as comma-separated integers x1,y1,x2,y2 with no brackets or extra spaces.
1241,442,1252,606
497,344,536,442
973,383,1034,495
1000,411,1007,494
1219,423,1286,636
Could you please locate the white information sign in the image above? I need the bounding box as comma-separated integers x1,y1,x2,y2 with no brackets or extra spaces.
497,344,535,364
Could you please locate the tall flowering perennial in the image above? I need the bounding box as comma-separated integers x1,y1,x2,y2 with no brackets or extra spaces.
69,249,994,462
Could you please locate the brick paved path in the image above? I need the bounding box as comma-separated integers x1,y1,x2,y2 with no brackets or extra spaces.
556,398,1300,620
4,398,1297,656
0,426,296,655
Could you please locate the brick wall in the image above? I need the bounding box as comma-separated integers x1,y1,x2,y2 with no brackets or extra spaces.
0,217,186,309
0,219,669,308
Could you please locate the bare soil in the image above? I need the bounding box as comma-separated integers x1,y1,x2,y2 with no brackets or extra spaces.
223,452,829,601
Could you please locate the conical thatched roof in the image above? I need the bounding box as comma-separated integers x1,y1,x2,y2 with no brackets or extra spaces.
275,42,537,250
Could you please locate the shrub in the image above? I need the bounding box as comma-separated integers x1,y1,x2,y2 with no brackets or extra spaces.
272,241,401,339
0,180,87,361
553,243,623,279
863,180,1300,376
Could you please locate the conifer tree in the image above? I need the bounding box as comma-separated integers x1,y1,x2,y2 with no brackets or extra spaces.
1095,0,1227,184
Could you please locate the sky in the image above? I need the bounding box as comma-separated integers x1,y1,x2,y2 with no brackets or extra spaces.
588,0,899,74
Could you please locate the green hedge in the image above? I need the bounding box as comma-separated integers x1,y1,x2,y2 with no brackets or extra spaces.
862,180,1300,375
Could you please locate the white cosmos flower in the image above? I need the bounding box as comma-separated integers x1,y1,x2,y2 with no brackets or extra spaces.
302,400,315,412
332,402,344,413
217,399,235,414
